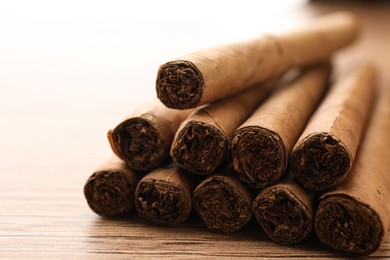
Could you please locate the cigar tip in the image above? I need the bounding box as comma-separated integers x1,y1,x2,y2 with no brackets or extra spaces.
111,117,167,172
291,132,352,191
84,170,135,217
135,177,192,224
156,60,204,109
171,120,227,175
315,195,383,255
193,175,252,233
230,126,287,188
253,184,313,244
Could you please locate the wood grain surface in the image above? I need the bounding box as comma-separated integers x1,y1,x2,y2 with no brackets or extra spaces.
1,1,389,259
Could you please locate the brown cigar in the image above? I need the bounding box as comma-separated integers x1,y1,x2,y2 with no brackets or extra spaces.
156,12,358,109
108,101,192,172
315,89,390,255
135,165,198,224
253,176,314,244
170,79,276,175
193,173,252,233
84,156,141,217
230,63,331,188
291,63,377,191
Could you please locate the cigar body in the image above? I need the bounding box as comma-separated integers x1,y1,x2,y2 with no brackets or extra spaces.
156,12,358,109
193,173,252,233
315,90,390,255
291,63,377,191
135,165,197,224
170,79,275,175
108,101,192,172
253,180,314,244
230,63,330,188
84,156,140,217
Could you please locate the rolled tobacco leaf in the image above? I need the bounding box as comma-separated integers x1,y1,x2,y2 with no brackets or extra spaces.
193,173,252,233
291,63,377,191
253,176,314,244
230,63,331,188
108,101,192,172
315,89,390,255
84,156,141,217
170,79,276,175
135,165,197,224
156,12,358,109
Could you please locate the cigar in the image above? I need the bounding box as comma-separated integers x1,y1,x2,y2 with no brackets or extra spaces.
252,178,314,244
84,156,140,217
156,12,358,109
170,79,276,175
315,89,390,255
108,101,192,172
135,165,197,224
193,173,252,233
291,63,377,191
230,63,331,188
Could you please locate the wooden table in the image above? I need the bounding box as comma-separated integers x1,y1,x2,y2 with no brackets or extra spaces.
1,1,389,258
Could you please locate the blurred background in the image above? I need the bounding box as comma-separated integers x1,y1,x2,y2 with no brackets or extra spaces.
0,0,389,189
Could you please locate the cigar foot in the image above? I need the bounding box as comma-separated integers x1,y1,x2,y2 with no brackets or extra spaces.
253,184,312,244
156,60,204,109
193,175,252,233
291,132,352,191
136,179,191,224
84,170,134,217
230,126,286,188
171,121,226,175
111,115,166,172
315,195,383,255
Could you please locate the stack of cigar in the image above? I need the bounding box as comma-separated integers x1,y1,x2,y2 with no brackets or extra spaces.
83,11,390,256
